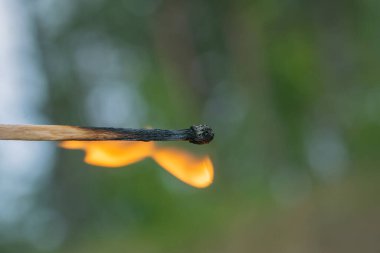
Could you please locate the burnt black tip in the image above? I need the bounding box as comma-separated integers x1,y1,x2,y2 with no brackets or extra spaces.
189,124,214,144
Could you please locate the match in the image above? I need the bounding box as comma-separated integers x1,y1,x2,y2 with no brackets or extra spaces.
0,124,214,144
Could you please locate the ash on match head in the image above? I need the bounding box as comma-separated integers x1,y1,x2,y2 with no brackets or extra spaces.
0,124,214,145
189,125,214,144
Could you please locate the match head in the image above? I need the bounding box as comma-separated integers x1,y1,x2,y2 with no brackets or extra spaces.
189,124,214,144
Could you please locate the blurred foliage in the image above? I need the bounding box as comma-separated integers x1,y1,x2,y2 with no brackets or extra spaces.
2,0,380,252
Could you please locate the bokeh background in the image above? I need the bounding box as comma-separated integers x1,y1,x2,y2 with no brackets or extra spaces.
1,0,380,252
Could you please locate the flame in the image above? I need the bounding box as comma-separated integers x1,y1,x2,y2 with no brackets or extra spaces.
152,148,213,188
59,141,214,188
60,141,155,167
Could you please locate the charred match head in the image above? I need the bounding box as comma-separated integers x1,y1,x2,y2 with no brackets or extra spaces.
189,124,214,144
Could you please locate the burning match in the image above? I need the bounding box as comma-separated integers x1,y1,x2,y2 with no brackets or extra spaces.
0,124,214,144
0,124,215,188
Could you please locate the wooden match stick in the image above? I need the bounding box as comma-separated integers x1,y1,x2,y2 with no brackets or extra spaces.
0,124,214,144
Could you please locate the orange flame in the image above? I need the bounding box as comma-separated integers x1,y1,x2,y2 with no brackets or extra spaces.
59,141,214,188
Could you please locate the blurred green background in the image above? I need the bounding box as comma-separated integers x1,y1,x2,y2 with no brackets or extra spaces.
0,0,379,252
